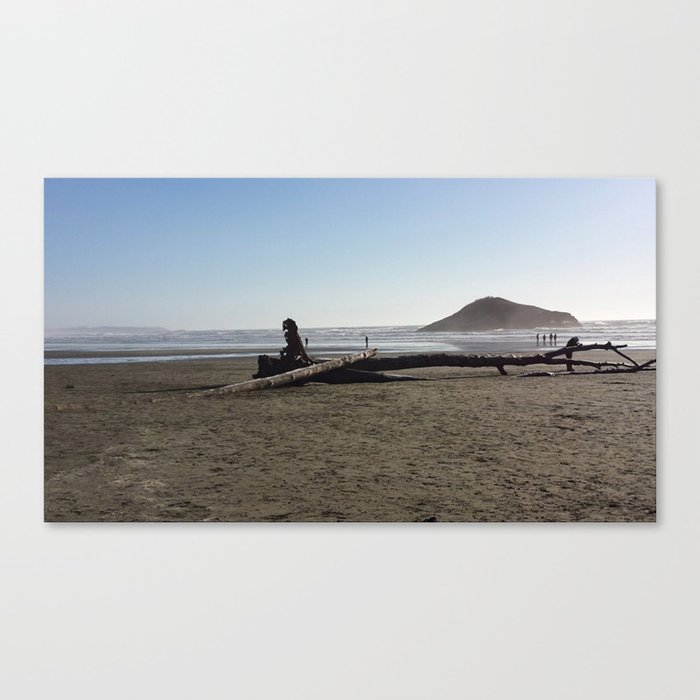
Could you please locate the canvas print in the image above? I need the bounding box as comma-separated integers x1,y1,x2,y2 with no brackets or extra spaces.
44,178,656,522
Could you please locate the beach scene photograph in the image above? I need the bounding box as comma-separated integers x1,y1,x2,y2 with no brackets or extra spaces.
44,178,656,522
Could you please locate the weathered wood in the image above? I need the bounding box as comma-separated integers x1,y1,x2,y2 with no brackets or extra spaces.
281,317,313,365
317,368,422,384
253,318,315,379
205,317,654,392
544,358,636,370
353,342,644,375
562,336,579,370
254,316,424,385
196,349,377,396
253,319,655,383
611,347,639,366
542,341,629,359
251,317,424,385
520,359,656,378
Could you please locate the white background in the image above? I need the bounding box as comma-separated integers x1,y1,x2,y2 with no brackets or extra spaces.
1,1,698,698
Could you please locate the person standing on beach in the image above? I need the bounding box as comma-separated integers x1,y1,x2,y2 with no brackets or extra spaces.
365,335,369,349
549,332,553,345
304,337,308,350
554,333,557,345
536,333,540,345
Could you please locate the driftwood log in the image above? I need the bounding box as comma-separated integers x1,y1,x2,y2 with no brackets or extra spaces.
520,359,656,378
197,349,377,395
253,317,421,384
254,318,313,377
314,368,422,384
194,318,655,396
353,341,655,376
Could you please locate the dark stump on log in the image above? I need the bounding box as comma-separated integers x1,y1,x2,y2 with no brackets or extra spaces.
254,318,314,379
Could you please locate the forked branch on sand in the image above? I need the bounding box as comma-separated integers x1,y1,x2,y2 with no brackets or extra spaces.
195,318,655,395
352,342,653,375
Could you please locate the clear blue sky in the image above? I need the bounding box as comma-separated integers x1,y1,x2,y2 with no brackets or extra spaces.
44,178,655,329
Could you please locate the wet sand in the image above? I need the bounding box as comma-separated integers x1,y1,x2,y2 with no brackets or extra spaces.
44,351,656,522
45,348,271,359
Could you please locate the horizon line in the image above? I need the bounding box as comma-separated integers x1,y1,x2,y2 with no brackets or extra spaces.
45,317,657,333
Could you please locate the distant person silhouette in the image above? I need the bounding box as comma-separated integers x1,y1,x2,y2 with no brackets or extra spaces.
554,333,557,345
304,337,308,349
365,335,369,349
549,333,553,345
536,333,540,345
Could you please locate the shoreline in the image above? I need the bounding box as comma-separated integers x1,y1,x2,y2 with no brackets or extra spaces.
45,347,282,359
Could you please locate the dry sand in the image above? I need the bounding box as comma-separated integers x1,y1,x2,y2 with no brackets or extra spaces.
44,351,656,522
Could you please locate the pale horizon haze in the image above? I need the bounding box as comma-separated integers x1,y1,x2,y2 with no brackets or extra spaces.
44,178,656,330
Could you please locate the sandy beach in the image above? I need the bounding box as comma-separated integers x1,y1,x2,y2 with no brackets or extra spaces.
44,351,656,522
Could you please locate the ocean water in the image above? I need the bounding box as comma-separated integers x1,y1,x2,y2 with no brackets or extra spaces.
44,319,656,365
